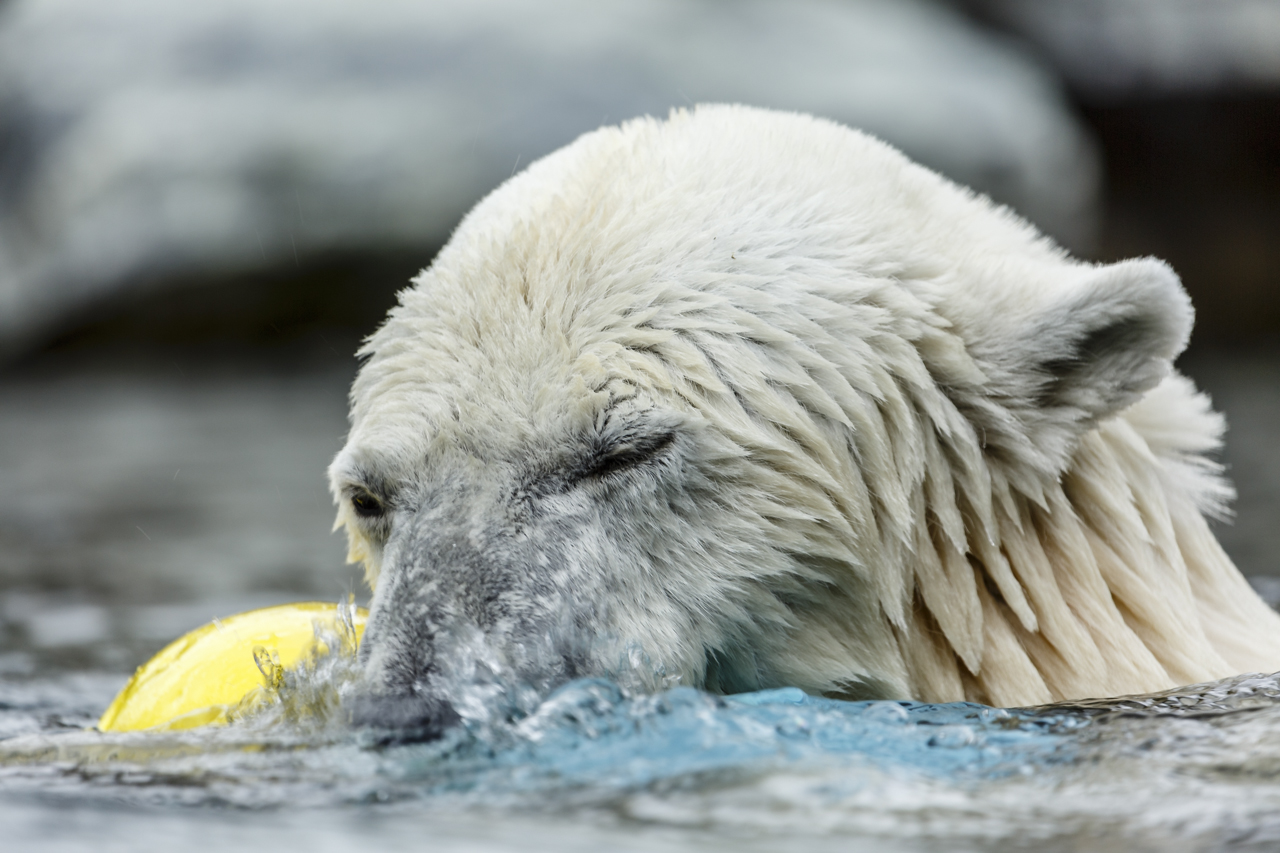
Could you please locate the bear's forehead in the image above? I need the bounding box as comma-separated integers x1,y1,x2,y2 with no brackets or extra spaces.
347,305,670,472
349,204,702,452
349,351,613,458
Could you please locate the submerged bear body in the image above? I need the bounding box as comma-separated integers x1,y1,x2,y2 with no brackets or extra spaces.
330,105,1280,713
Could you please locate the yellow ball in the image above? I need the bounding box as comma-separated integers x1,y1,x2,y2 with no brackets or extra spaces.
98,601,367,732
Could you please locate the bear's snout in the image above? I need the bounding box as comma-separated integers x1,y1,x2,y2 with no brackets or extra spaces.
352,484,593,731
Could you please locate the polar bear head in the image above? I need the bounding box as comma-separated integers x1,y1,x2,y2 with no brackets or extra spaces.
330,105,1264,726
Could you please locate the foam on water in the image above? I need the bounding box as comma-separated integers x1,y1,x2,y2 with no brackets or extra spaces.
6,634,1280,852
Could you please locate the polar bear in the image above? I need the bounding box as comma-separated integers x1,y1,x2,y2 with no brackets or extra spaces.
330,104,1280,715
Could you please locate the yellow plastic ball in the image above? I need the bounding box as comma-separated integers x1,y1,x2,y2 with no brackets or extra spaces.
98,601,367,732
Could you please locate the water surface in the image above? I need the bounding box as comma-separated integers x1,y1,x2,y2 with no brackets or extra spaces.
5,659,1280,853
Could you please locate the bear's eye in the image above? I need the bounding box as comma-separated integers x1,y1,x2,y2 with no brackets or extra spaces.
350,491,385,519
582,431,675,481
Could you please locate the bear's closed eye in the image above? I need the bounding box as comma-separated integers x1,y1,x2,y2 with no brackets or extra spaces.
580,431,675,481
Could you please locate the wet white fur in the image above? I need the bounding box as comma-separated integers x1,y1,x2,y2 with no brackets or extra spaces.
334,105,1280,705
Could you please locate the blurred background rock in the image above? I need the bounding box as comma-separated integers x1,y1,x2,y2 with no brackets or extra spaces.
0,0,1277,674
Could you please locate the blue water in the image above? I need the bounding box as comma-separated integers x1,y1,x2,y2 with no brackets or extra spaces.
385,681,1067,797
6,664,1280,852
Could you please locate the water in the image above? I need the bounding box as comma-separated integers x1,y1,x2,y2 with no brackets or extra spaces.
6,640,1280,853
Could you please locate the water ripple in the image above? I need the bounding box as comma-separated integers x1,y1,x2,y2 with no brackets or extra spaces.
5,670,1280,851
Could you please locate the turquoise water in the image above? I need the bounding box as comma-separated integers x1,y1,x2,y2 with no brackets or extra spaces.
6,660,1280,852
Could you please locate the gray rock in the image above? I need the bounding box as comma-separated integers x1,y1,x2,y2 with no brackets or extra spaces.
0,365,360,607
975,0,1280,95
0,0,1097,352
1182,350,1280,580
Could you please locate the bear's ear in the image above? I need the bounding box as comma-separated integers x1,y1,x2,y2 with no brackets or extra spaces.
1031,258,1191,421
966,258,1192,475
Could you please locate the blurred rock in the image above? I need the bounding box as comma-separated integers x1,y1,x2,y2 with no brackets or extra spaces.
0,362,361,608
0,0,1097,354
1183,349,1280,579
960,1,1280,344
972,0,1280,96
1077,95,1280,345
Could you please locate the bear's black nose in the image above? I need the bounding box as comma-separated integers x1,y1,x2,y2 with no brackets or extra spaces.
347,692,461,744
